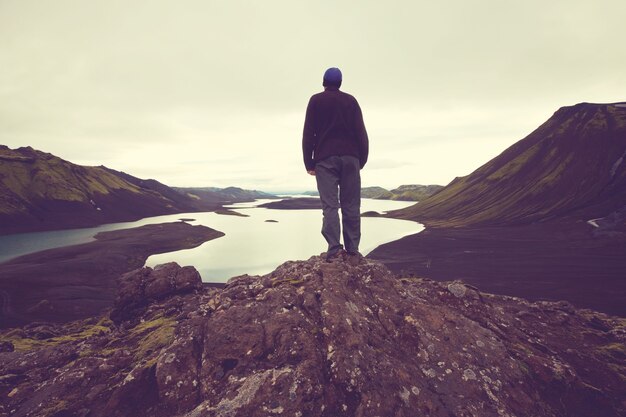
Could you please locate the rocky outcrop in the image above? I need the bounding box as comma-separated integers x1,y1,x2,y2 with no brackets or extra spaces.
1,258,625,417
110,263,203,323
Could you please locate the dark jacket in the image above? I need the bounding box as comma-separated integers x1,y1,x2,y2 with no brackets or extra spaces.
302,87,369,171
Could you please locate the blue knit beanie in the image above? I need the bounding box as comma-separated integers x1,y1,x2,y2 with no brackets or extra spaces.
323,67,342,88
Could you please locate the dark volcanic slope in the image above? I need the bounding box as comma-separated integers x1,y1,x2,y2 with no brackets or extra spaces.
0,222,223,328
392,103,626,227
1,258,624,417
0,146,210,235
369,222,626,316
370,102,626,317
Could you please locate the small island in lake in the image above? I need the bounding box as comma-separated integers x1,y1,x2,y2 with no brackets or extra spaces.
258,197,322,210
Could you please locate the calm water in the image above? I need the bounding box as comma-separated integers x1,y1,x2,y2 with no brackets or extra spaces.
0,198,423,282
0,216,176,263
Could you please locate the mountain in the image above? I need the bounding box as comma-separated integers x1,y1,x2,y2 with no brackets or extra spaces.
101,167,213,210
302,190,320,196
391,102,626,227
359,184,444,201
369,102,626,315
360,186,393,199
305,185,443,201
173,186,277,204
0,146,214,235
0,146,275,235
388,184,444,201
256,185,443,210
1,258,624,416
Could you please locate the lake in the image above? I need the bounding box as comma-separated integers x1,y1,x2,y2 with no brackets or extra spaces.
0,198,423,282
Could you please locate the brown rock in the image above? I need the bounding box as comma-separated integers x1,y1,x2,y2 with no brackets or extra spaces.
0,341,13,352
1,258,625,417
110,262,202,323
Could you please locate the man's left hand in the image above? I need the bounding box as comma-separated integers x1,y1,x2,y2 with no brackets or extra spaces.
307,170,316,176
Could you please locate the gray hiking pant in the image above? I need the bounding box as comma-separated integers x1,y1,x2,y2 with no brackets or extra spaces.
315,155,361,254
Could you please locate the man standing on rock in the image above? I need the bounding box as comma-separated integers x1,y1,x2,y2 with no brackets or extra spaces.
302,67,369,261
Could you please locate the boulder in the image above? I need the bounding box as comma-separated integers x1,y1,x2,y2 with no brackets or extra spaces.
110,262,202,323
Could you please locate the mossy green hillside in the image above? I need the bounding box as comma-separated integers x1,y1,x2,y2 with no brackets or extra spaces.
391,103,626,226
0,150,144,207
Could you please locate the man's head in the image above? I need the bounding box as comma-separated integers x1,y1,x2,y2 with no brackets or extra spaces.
323,67,342,88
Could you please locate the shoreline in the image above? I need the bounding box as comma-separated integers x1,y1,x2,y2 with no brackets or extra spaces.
0,222,224,328
0,201,262,237
368,219,626,317
0,207,242,264
257,197,321,210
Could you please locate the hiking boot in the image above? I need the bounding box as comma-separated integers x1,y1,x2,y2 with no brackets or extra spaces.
346,251,364,266
325,249,346,262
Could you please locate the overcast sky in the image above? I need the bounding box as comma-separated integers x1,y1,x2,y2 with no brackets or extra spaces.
1,0,624,191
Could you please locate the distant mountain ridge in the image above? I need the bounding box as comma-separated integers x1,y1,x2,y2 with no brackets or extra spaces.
173,186,276,204
360,185,444,200
391,102,626,227
0,146,271,235
390,184,444,201
101,167,206,209
304,184,443,201
360,186,392,199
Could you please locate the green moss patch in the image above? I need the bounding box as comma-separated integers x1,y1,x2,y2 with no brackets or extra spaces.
131,317,176,360
134,325,175,360
271,277,304,287
0,317,114,352
598,343,626,360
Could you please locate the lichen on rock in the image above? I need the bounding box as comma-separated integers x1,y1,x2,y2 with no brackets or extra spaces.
1,257,625,417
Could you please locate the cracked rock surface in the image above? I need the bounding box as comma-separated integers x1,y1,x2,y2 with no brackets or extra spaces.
1,257,625,417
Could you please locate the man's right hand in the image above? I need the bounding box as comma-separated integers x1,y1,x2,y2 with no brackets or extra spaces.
307,170,316,176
